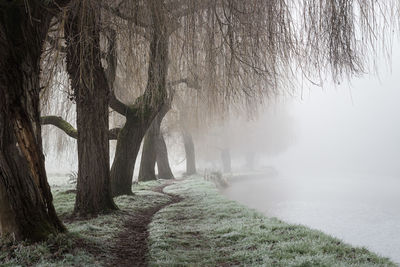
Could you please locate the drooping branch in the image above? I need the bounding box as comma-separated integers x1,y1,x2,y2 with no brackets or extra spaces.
41,116,120,140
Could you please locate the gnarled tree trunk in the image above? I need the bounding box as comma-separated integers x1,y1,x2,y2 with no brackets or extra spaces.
0,2,65,241
65,1,117,216
110,115,148,195
110,0,169,195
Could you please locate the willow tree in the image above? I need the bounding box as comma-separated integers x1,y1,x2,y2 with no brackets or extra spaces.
106,0,399,186
63,0,118,215
0,0,68,241
42,0,396,197
38,0,170,197
41,0,119,216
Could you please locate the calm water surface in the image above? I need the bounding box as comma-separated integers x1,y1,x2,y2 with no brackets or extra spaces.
223,171,400,264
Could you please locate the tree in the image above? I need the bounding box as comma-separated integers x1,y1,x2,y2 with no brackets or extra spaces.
156,131,175,179
64,0,117,215
0,0,68,241
180,109,197,175
108,0,170,195
42,0,397,196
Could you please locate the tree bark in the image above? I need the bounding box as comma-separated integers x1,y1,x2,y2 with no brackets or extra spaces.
0,179,17,238
0,2,65,241
182,129,197,175
138,104,172,181
65,1,117,216
110,115,148,195
138,123,158,182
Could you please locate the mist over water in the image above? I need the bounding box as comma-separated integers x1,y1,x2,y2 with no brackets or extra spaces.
223,49,400,262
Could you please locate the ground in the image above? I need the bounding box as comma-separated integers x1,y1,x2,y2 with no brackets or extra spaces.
0,175,396,266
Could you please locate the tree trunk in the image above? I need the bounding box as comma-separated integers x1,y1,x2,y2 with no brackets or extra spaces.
138,104,172,182
65,2,117,216
0,2,65,241
0,179,17,237
110,0,169,195
156,132,174,179
138,123,158,182
182,130,197,175
110,116,147,195
221,148,232,173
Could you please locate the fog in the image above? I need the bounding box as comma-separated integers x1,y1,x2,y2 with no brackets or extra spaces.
222,47,400,263
43,38,400,265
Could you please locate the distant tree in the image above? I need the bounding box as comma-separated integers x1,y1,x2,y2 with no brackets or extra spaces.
138,103,175,181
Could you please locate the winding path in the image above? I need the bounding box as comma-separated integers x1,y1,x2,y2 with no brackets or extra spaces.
106,180,182,267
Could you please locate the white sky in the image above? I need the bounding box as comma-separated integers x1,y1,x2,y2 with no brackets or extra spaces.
271,43,400,177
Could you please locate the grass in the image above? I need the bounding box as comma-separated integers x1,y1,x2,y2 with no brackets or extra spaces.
148,176,396,266
0,176,396,266
0,179,171,266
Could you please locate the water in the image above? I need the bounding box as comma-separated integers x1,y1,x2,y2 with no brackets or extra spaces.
223,171,400,264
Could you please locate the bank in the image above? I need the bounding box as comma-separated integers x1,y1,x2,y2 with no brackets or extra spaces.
0,175,395,266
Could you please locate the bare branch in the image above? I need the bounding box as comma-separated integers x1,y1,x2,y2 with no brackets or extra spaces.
41,116,77,139
41,116,120,140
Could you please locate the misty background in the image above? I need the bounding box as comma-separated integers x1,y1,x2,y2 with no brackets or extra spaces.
223,45,400,264
44,40,400,264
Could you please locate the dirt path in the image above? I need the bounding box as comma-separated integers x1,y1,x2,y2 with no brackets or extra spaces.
106,180,182,267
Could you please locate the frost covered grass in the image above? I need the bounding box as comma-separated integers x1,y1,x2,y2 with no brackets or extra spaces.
148,176,396,266
0,179,171,266
1,176,396,266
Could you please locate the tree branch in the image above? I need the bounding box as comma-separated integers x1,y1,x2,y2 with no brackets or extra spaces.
110,91,130,116
168,77,201,90
41,116,77,138
41,116,120,140
101,2,150,28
